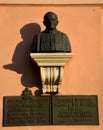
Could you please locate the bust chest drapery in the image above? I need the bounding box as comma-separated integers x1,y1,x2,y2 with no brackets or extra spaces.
31,29,71,53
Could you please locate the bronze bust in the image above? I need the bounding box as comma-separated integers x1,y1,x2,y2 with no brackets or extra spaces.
31,11,71,52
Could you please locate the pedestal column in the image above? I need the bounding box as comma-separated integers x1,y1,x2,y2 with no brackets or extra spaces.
30,53,73,94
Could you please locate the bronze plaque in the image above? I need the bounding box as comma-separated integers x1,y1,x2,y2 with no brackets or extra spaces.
3,95,99,126
3,96,51,126
52,95,99,125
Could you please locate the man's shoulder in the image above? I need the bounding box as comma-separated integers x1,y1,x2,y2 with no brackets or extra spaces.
38,31,47,36
57,30,68,38
34,32,44,38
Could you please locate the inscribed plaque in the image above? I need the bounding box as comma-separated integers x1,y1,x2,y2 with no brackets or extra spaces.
3,96,51,126
52,95,99,125
3,95,99,126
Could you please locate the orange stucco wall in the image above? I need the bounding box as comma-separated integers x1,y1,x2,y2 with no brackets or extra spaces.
0,4,103,130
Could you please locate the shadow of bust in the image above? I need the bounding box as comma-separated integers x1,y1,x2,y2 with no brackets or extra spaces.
3,23,42,94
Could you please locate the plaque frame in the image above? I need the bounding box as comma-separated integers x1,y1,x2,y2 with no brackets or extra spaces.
3,96,51,126
3,95,99,126
52,95,99,125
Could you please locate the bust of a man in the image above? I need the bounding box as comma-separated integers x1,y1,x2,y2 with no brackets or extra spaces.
31,11,71,52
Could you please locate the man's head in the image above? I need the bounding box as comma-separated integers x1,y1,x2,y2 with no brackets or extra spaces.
43,12,59,30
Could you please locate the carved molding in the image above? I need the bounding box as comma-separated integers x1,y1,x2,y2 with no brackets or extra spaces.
30,53,73,66
30,53,73,94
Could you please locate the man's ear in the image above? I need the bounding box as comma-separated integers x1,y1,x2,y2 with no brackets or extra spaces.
43,21,46,26
56,20,59,26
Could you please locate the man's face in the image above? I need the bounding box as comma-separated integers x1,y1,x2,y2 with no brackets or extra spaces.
44,13,58,30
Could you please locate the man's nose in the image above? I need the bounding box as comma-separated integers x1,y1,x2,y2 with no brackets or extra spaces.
49,20,52,24
49,19,53,23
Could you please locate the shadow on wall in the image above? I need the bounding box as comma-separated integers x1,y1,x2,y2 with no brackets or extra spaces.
3,23,42,94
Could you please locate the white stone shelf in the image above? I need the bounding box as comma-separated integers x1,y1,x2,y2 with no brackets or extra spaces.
30,53,73,66
30,53,73,94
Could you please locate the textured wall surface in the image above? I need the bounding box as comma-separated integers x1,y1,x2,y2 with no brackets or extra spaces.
0,4,103,130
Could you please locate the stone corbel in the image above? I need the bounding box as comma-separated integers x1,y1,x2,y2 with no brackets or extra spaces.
30,53,73,94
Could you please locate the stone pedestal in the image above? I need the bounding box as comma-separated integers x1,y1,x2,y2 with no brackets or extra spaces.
30,53,73,94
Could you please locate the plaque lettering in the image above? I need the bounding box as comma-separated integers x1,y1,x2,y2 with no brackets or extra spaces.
3,96,51,126
3,95,99,126
52,95,99,125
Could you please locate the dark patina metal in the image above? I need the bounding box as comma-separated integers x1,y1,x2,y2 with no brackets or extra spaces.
3,95,99,126
52,95,99,125
31,12,71,53
3,96,51,126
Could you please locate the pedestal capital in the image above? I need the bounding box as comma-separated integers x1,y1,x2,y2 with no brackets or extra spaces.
30,53,73,66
